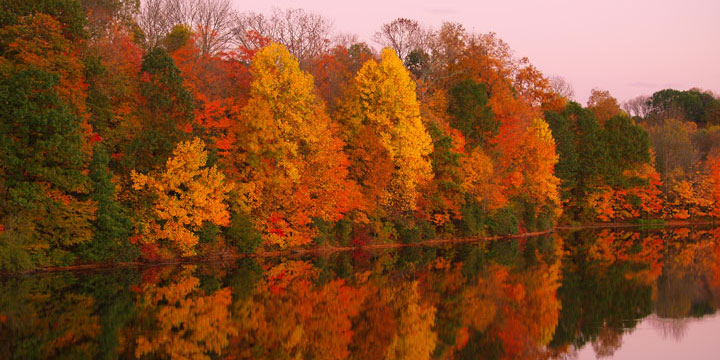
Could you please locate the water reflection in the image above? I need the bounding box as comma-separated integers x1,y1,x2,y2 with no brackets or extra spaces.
1,228,720,359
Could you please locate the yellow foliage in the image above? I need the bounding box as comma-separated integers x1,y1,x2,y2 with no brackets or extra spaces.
230,42,361,249
131,138,233,255
349,48,434,213
460,148,506,210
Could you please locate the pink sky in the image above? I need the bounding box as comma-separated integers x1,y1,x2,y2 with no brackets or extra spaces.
237,0,720,104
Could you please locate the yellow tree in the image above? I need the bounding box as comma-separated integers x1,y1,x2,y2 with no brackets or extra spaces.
230,42,361,248
341,48,433,214
131,138,233,256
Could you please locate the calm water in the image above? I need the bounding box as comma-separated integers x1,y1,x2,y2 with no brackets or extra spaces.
2,227,720,359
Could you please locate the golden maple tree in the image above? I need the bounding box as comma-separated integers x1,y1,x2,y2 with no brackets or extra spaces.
229,42,361,248
340,48,434,214
131,138,233,256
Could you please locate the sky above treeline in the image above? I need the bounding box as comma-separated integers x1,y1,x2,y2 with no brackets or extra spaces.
236,0,720,104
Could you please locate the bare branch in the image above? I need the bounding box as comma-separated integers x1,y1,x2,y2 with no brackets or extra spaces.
373,18,430,61
232,8,332,67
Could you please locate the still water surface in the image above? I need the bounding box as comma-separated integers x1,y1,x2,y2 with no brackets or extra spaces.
2,227,720,359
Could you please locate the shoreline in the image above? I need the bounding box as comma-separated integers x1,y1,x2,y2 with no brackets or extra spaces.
2,220,717,277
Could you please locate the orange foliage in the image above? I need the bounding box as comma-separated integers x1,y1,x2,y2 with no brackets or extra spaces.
588,164,663,221
587,88,623,125
169,36,252,157
707,152,720,218
230,43,362,248
340,48,434,214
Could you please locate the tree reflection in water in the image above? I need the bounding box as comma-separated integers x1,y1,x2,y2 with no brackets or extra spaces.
1,227,720,359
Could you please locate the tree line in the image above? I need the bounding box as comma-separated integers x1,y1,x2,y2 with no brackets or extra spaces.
1,0,720,271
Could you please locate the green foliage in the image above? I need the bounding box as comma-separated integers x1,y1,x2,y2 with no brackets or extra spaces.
459,197,485,236
122,47,193,173
81,145,137,262
225,212,262,254
427,122,462,180
486,238,520,267
0,233,34,271
0,67,94,268
78,269,140,360
486,207,519,236
460,246,486,279
603,115,651,186
313,218,354,246
545,109,579,203
404,49,430,79
197,221,221,244
459,199,518,237
163,24,193,52
547,102,653,221
228,258,263,300
447,79,497,149
395,219,436,244
648,88,720,126
551,231,654,348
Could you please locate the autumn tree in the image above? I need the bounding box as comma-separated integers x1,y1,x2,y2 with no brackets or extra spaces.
340,48,434,215
707,152,720,218
167,29,252,159
514,60,565,111
645,118,699,186
84,20,144,160
308,43,373,115
587,88,623,125
131,138,232,256
230,42,361,248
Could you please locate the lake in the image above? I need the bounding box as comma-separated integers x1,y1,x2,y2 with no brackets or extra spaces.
1,227,719,359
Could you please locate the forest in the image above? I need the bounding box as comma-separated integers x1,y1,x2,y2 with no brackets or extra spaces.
2,0,720,272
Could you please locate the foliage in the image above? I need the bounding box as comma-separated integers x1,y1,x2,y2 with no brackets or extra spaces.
341,47,434,215
131,138,232,256
0,14,95,269
2,4,719,270
230,42,361,249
